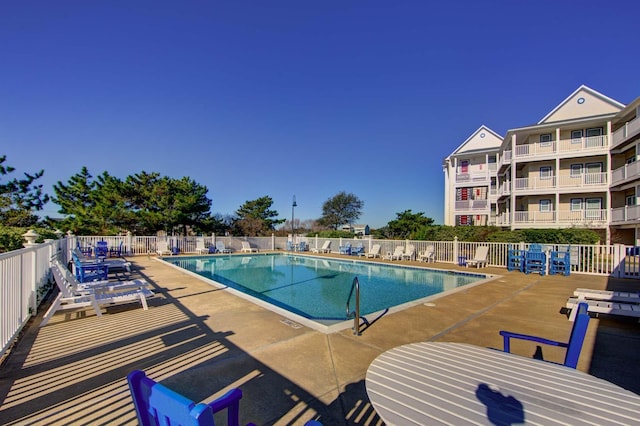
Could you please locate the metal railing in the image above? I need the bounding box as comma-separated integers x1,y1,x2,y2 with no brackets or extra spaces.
345,276,361,336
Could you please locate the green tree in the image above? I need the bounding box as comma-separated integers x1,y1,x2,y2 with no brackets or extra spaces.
0,155,49,227
379,210,434,239
317,191,364,230
51,166,98,234
233,196,284,236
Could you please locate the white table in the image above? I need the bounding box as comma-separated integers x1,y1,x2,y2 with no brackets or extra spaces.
366,342,640,425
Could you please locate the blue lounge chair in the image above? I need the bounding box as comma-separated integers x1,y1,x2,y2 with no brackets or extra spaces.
95,241,109,259
350,243,364,256
339,242,352,255
499,302,590,369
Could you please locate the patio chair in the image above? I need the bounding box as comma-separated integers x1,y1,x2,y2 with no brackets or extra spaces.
465,246,489,268
241,241,258,253
109,241,124,257
73,248,132,276
216,241,233,253
365,244,381,258
549,247,571,276
311,240,331,253
418,245,435,262
297,241,307,252
499,302,590,369
195,237,209,254
41,261,154,327
156,240,173,256
127,370,244,426
401,245,416,261
127,370,322,426
524,250,546,275
95,241,109,259
383,246,405,261
339,242,352,255
350,243,365,256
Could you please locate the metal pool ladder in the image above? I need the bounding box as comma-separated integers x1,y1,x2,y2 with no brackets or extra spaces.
346,276,361,336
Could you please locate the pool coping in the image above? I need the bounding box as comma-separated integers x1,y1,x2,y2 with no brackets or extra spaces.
156,253,500,334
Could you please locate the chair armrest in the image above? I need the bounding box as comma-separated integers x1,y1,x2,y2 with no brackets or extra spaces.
499,330,568,354
207,388,243,426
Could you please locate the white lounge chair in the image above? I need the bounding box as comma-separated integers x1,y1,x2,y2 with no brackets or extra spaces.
384,246,405,261
566,297,640,321
466,246,489,268
195,237,209,254
156,240,172,256
216,241,232,253
366,244,381,258
41,262,154,327
418,245,435,262
312,240,331,253
402,245,416,261
241,241,258,253
573,288,640,304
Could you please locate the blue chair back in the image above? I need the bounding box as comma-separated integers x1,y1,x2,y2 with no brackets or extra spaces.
95,241,109,258
127,370,242,426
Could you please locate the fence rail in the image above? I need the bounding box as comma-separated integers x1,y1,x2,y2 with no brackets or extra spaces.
2,234,638,361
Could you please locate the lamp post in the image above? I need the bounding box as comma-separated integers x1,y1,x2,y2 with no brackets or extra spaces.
291,195,297,244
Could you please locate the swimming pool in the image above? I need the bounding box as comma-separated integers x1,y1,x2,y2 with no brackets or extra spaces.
163,254,494,333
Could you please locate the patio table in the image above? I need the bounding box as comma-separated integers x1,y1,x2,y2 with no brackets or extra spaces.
366,342,640,425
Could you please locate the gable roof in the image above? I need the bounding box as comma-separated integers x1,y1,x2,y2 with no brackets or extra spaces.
538,85,625,124
448,125,503,157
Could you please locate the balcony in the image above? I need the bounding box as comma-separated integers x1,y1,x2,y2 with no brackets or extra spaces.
610,205,640,223
455,172,492,185
495,209,608,227
454,199,489,214
513,135,608,160
611,160,640,186
612,115,640,149
512,173,608,193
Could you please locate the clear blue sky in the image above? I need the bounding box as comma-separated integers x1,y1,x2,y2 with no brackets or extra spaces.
1,1,638,228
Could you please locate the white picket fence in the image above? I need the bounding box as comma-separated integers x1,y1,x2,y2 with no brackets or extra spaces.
1,234,638,361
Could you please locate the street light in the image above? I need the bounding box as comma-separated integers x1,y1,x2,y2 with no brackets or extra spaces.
291,195,297,242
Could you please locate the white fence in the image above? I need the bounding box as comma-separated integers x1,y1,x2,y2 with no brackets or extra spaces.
1,234,638,361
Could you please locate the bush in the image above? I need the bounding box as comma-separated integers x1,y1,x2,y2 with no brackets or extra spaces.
0,226,60,253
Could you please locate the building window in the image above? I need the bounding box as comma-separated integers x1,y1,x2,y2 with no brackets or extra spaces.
540,133,552,147
460,160,469,173
540,166,552,179
539,199,552,212
585,128,604,148
585,198,602,219
626,195,636,206
570,198,583,211
571,130,583,144
570,164,583,176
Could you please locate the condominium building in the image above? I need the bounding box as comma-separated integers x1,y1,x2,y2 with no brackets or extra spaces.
443,85,640,245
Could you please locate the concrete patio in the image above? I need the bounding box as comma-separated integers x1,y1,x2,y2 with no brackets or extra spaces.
1,254,639,425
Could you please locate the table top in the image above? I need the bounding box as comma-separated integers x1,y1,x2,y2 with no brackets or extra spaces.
366,342,640,425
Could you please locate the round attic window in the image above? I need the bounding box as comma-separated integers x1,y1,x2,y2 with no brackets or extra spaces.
480,132,485,138
577,97,585,104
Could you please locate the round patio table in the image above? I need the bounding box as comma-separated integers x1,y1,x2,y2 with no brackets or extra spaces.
366,342,640,425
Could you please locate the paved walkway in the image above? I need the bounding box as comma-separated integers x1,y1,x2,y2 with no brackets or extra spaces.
1,254,639,425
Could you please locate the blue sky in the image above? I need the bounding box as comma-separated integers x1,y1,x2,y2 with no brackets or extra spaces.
1,1,638,228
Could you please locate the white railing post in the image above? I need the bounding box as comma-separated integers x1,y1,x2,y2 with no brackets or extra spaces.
271,233,275,250
453,236,459,264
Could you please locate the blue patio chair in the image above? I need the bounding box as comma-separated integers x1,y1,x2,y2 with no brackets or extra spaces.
127,370,243,426
350,243,364,256
109,241,124,257
95,241,109,259
297,241,307,251
549,247,571,276
507,245,524,272
499,302,590,369
339,242,352,255
127,370,322,426
524,250,546,275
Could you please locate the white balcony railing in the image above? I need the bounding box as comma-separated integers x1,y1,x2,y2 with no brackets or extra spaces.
513,209,608,225
454,199,489,211
610,205,640,223
611,160,640,186
512,173,607,192
612,116,640,149
455,172,491,184
513,135,608,159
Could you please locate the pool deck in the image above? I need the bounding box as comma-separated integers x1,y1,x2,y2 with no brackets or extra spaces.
1,253,639,425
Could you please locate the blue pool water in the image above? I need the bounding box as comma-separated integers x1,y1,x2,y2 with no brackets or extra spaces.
165,254,490,331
